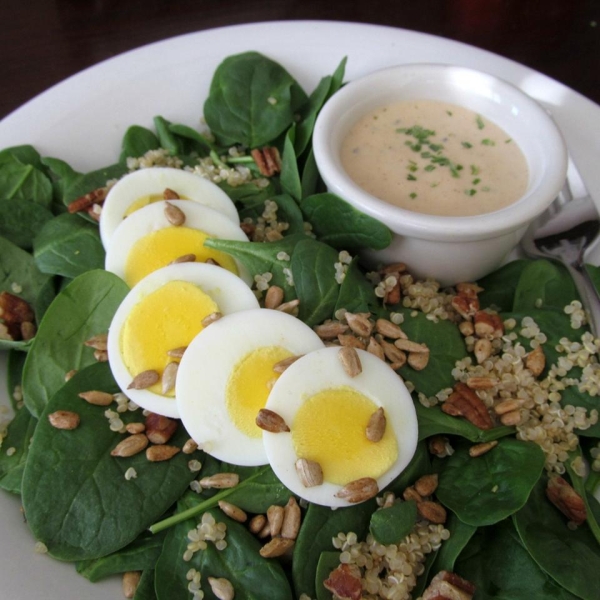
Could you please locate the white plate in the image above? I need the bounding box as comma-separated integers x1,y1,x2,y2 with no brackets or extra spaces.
1,20,599,599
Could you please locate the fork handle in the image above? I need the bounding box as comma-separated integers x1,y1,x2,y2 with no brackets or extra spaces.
566,263,600,337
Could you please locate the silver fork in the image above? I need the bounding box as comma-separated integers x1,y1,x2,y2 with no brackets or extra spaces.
520,164,600,335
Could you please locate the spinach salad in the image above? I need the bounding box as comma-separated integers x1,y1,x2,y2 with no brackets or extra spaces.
1,51,599,600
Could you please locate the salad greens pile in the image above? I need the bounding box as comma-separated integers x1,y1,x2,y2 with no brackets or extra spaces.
0,51,599,600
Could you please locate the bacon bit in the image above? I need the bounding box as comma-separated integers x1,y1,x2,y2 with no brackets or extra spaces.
251,147,281,177
323,564,363,600
67,186,109,214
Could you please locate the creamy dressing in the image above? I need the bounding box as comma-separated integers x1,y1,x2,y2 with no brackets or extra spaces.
341,100,529,217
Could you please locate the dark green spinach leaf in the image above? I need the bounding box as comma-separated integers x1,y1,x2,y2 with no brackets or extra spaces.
0,154,53,207
369,500,417,545
315,551,341,600
120,125,161,163
0,406,37,494
0,199,52,249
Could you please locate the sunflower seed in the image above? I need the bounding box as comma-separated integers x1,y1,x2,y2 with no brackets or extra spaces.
338,346,362,377
314,322,349,340
345,312,373,337
375,318,407,339
128,370,159,390
48,410,80,430
267,505,284,536
169,253,196,265
366,407,386,442
208,577,235,600
84,333,108,350
469,440,498,457
249,514,267,534
366,337,385,361
201,311,222,328
335,477,379,503
163,188,180,200
256,408,290,432
164,201,186,226
199,473,240,489
408,351,430,371
218,500,248,523
111,434,149,457
281,497,301,540
259,537,294,558
161,362,179,394
273,355,302,373
78,390,114,406
182,438,199,454
264,285,284,309
394,339,429,353
146,444,180,462
295,458,323,488
167,346,187,358
122,571,142,599
275,299,300,314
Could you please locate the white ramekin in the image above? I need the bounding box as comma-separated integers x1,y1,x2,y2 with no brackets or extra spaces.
313,64,568,285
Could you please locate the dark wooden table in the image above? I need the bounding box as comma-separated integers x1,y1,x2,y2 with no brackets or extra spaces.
1,0,599,120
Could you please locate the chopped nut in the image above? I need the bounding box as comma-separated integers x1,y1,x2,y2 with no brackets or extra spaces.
366,407,386,442
146,445,180,462
161,362,178,395
465,376,499,390
20,321,36,340
275,299,300,314
469,440,498,457
338,334,366,350
441,384,494,430
456,282,484,297
251,147,282,177
402,486,423,503
414,474,439,497
259,536,294,558
338,346,362,377
0,292,34,324
48,410,80,430
422,571,476,600
182,438,199,454
199,473,240,489
474,310,504,339
64,369,78,382
78,390,114,406
494,399,521,415
256,408,290,433
546,475,587,525
93,349,108,362
218,500,248,523
473,338,493,364
525,345,546,377
451,293,479,320
67,186,108,214
366,336,386,361
295,458,324,487
335,477,379,503
429,435,450,458
380,262,407,275
458,321,475,337
111,434,149,458
122,571,142,599
125,422,146,434
324,564,363,600
417,500,447,524
394,339,429,353
164,201,186,226
499,409,521,426
128,370,159,390
208,577,235,600
264,285,284,309
146,413,178,444
267,505,285,536
379,337,407,366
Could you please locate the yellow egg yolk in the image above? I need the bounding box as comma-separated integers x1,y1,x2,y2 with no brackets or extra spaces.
124,227,238,287
226,346,293,438
120,280,219,396
124,194,189,217
291,387,398,485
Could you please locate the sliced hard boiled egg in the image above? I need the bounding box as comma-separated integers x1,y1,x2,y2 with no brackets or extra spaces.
176,309,325,467
99,167,239,248
262,347,418,507
107,262,259,418
104,200,250,288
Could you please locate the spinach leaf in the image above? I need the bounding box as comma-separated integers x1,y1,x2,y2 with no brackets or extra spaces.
514,476,600,600
0,406,37,494
513,259,579,313
300,192,392,251
22,269,128,418
428,510,477,574
0,145,47,173
22,362,202,561
477,259,529,311
436,438,545,526
315,551,341,600
206,235,303,300
120,125,161,163
153,116,184,156
301,147,321,199
42,156,127,207
135,570,157,600
218,179,277,205
33,213,105,278
291,237,341,326
293,500,375,598
204,52,307,148
0,199,52,249
369,500,417,545
397,311,466,397
415,403,514,443
6,349,27,410
334,258,380,316
0,154,53,207
155,505,292,600
457,519,581,600
167,123,216,156
384,441,431,496
280,124,302,201
76,530,166,582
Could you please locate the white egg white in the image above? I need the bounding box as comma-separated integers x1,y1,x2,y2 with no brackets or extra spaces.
263,347,419,507
176,309,325,467
104,199,252,286
107,262,259,419
100,167,240,248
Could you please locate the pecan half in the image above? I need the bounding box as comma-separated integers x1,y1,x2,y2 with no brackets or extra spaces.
546,475,587,525
451,292,480,320
251,147,281,177
441,383,494,430
473,310,504,339
67,186,108,213
0,292,35,324
323,564,363,600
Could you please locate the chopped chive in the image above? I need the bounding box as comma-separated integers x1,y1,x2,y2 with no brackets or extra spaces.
470,165,480,175
407,174,417,181
505,138,513,143
429,143,444,152
465,189,477,196
446,110,453,116
481,138,496,146
472,178,481,185
409,192,417,199
461,141,473,149
424,165,436,172
476,115,485,130
481,186,491,192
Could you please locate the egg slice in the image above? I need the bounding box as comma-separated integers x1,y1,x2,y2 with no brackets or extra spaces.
100,167,239,248
105,199,251,288
176,309,325,466
262,347,418,507
107,262,259,418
